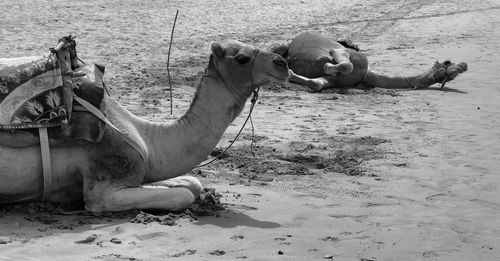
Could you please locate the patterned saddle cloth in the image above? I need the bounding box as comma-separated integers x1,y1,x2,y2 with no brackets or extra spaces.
0,36,107,145
0,55,69,129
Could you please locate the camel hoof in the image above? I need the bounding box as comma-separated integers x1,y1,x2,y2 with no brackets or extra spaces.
324,62,353,75
336,62,354,75
306,80,323,92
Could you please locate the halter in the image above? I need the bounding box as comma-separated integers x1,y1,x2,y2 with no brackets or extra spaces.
440,67,450,89
197,49,261,168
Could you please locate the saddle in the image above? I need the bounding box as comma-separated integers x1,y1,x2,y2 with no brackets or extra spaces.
0,36,106,145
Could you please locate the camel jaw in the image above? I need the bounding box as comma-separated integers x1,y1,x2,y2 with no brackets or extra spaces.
264,63,291,83
265,72,290,83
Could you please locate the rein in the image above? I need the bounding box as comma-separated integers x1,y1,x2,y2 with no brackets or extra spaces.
197,50,260,168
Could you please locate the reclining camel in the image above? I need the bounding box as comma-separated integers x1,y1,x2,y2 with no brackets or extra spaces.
271,32,468,92
0,39,289,212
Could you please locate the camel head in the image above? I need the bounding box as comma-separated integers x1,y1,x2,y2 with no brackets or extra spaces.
421,60,468,88
209,40,290,97
433,60,468,82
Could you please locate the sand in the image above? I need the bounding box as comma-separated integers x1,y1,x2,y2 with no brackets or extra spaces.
1,0,499,260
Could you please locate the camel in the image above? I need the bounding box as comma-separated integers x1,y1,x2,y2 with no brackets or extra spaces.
0,39,290,212
271,32,468,91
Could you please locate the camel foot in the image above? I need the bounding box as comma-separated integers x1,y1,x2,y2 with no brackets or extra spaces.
149,176,203,198
324,62,353,75
306,78,331,92
84,176,203,212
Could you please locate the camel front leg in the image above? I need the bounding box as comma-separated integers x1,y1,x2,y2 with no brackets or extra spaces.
84,176,202,212
289,69,335,92
324,49,354,75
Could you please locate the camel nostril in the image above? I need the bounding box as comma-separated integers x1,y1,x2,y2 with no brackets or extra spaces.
273,57,287,67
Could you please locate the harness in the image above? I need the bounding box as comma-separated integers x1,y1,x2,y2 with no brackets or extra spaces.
440,68,450,89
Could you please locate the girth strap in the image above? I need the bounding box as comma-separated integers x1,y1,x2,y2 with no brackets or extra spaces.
39,127,52,201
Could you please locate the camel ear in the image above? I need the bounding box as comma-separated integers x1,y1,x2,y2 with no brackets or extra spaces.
210,42,225,57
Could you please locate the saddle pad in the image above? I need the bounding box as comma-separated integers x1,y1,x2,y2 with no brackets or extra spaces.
100,96,150,164
0,55,70,129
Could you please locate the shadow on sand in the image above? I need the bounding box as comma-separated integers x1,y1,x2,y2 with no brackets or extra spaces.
193,204,281,229
412,86,468,94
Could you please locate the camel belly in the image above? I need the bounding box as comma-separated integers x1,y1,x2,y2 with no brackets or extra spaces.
0,145,85,204
288,31,344,78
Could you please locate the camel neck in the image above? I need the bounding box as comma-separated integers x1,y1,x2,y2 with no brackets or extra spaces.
141,69,248,182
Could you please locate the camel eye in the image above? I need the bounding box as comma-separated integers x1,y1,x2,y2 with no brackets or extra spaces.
234,54,251,65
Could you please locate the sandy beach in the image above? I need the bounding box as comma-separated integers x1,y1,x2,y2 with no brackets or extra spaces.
1,0,499,260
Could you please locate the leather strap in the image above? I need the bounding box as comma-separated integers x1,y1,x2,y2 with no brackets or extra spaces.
39,127,52,201
73,95,149,164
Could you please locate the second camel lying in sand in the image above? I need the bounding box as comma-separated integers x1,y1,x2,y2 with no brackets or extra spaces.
271,31,468,91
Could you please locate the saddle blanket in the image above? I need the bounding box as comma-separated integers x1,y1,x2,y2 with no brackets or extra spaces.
0,55,69,129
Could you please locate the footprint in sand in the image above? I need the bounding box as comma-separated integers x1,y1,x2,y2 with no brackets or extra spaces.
329,214,369,223
134,232,169,241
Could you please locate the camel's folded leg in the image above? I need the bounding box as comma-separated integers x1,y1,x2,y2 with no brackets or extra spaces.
324,49,354,75
148,175,202,189
84,176,202,212
289,69,334,92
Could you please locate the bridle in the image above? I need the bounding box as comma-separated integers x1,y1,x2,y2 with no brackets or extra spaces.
197,49,261,168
